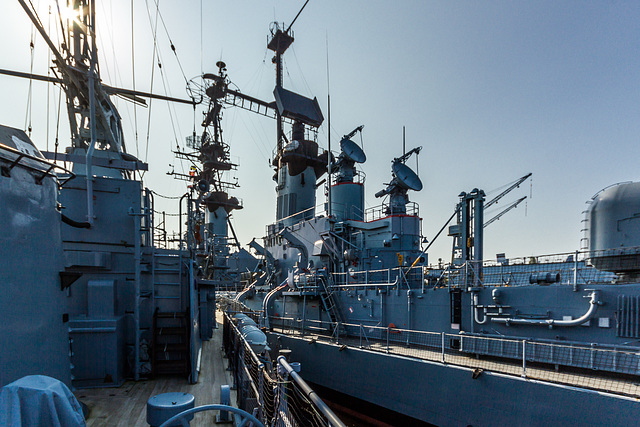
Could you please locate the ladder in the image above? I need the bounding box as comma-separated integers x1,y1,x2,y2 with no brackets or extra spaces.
152,309,190,377
317,274,343,325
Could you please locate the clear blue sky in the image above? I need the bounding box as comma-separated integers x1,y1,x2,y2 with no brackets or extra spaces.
1,1,639,262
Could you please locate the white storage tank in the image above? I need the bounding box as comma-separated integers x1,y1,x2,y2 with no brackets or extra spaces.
586,182,640,273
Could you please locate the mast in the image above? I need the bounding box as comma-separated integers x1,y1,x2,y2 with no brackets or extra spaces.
266,14,326,226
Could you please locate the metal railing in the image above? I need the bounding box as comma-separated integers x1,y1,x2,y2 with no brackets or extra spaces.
223,312,345,426
269,316,640,398
427,255,623,290
427,247,640,289
364,201,419,221
330,266,424,290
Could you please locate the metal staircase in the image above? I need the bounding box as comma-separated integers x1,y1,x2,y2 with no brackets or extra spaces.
150,249,190,377
152,309,190,377
317,274,344,325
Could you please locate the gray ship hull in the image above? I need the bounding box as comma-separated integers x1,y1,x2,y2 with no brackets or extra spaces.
269,332,640,426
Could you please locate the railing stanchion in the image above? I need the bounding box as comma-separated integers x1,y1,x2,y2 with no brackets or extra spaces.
442,332,446,363
386,327,390,353
522,340,527,377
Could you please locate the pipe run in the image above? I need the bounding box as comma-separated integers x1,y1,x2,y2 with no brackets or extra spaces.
491,291,602,327
473,293,488,325
263,280,288,328
277,356,346,427
235,283,256,302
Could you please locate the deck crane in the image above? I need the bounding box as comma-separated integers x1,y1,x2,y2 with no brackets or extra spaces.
485,172,532,209
484,196,527,228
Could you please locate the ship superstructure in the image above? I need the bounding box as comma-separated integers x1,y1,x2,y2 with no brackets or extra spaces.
226,14,640,427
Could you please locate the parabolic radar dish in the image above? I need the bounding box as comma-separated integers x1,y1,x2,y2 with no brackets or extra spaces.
340,138,366,163
392,161,423,191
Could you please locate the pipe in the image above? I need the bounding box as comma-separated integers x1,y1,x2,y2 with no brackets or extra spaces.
491,291,601,327
263,280,289,328
235,283,256,302
473,293,488,324
277,356,346,427
61,213,91,229
278,227,309,269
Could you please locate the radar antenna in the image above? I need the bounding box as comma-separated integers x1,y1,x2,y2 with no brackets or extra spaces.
374,146,423,215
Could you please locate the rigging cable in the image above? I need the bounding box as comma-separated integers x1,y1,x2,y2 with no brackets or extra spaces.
142,0,162,178
54,85,62,163
150,0,189,85
96,1,137,150
46,4,51,151
200,0,203,75
131,0,140,161
291,46,313,98
141,0,185,175
25,0,40,137
53,0,67,50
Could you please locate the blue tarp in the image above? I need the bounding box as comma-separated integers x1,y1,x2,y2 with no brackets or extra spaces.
0,375,85,426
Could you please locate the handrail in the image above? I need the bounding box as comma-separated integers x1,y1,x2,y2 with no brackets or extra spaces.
0,143,75,185
277,356,346,427
327,277,399,289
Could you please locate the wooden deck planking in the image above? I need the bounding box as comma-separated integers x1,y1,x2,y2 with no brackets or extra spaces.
76,312,234,427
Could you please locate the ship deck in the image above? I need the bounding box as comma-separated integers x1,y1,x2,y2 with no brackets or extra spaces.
285,330,640,399
76,312,235,427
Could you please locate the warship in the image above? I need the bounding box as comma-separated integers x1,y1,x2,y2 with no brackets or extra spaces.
2,1,640,426
0,1,345,426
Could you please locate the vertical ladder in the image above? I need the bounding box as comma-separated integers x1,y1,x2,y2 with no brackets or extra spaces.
153,250,184,312
132,210,155,380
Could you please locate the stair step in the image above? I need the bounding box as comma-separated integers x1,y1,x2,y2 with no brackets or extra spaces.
154,282,181,286
154,359,188,375
155,312,187,319
156,326,188,335
156,343,188,352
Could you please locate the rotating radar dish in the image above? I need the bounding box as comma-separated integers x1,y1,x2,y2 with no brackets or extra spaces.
392,161,423,191
340,138,366,163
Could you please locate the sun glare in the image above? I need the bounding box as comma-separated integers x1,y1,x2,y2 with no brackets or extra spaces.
56,2,82,24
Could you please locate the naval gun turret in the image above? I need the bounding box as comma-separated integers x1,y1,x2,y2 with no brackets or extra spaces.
375,146,423,215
